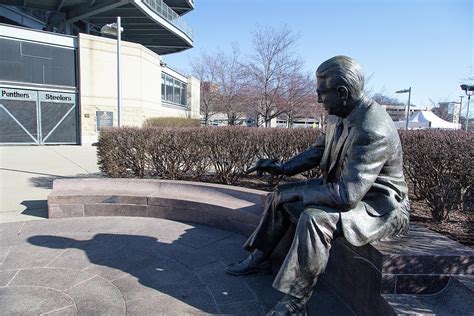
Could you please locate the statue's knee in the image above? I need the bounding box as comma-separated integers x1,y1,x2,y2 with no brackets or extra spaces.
297,209,313,225
299,208,328,225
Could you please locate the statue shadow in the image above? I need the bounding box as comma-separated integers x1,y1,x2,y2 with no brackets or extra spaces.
28,172,103,189
20,200,48,218
27,229,226,313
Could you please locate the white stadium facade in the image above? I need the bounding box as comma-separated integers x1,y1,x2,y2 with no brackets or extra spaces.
0,0,199,145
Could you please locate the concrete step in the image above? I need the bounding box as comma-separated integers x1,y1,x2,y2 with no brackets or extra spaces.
382,277,474,315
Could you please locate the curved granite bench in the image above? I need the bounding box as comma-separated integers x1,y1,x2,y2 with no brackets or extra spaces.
48,178,268,236
48,179,473,315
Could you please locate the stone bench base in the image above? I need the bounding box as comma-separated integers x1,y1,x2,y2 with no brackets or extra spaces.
48,179,474,315
48,178,267,237
322,229,473,315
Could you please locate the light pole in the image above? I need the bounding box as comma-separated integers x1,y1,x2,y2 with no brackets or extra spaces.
458,96,464,129
101,17,124,127
460,84,474,131
396,87,411,130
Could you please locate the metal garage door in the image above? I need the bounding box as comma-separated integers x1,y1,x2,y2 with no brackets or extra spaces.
0,87,78,145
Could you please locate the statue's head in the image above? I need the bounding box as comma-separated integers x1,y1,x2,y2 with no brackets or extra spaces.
316,56,365,117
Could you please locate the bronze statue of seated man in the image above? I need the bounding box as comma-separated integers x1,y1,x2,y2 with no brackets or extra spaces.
225,56,410,316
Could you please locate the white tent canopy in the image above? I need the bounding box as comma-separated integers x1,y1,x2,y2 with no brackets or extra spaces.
393,110,460,129
408,111,460,129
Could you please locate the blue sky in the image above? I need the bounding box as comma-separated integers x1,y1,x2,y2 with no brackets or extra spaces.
164,0,473,110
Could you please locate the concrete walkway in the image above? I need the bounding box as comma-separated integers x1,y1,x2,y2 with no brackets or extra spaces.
0,146,100,223
0,217,351,315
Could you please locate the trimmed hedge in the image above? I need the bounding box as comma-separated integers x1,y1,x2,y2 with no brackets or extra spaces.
400,130,473,222
97,127,320,184
143,117,200,128
97,127,473,222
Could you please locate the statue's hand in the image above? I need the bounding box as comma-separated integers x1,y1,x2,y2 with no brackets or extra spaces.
246,158,285,176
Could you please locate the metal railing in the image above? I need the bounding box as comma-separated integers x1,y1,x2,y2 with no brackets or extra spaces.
15,6,49,24
142,0,194,40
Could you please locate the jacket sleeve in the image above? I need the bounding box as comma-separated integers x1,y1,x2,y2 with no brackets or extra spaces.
280,132,326,177
303,129,391,210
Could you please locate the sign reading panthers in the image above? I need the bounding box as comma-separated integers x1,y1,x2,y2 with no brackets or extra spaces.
0,87,78,144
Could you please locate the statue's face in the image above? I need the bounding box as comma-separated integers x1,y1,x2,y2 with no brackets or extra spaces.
316,77,346,117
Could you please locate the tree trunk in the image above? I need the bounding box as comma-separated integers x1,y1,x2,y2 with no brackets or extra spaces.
288,114,294,128
227,112,235,125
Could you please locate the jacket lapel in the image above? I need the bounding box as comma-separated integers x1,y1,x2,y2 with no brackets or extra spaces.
328,120,349,175
320,118,337,174
325,97,372,178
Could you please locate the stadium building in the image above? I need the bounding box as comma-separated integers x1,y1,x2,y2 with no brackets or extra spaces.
0,0,199,145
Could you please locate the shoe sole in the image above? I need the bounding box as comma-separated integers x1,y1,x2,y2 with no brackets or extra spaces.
225,266,272,276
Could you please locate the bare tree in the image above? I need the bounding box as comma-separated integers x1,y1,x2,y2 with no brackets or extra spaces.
190,52,220,125
429,97,452,121
278,72,318,127
244,24,303,127
363,72,376,96
371,90,404,106
214,44,248,125
364,76,404,106
192,45,249,126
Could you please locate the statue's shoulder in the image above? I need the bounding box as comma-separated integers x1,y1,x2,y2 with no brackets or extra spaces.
360,101,399,143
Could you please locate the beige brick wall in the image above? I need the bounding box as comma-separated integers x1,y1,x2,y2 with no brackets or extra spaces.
187,76,201,118
78,33,199,145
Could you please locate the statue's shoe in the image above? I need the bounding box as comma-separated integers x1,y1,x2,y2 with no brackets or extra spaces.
266,294,308,316
225,253,271,276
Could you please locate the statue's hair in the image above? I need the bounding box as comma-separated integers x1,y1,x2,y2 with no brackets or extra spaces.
316,56,364,97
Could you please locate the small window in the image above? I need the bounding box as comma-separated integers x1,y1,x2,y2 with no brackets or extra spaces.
181,83,187,106
166,76,173,102
173,79,180,104
161,73,187,107
161,74,165,99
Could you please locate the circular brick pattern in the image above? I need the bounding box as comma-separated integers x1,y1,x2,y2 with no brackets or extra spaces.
0,217,281,315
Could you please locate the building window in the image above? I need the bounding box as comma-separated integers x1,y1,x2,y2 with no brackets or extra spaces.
166,76,173,102
181,82,187,105
161,73,187,107
0,38,76,87
173,79,180,104
161,74,165,97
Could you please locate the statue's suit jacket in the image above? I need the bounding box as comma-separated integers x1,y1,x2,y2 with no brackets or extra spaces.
281,96,410,246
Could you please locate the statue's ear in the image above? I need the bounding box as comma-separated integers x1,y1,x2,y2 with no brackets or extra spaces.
337,86,349,101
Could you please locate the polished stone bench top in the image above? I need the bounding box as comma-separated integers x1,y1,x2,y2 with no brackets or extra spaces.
48,178,268,236
50,178,266,209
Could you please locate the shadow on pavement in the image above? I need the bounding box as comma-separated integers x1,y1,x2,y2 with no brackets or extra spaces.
29,172,103,189
21,200,48,218
27,230,227,313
